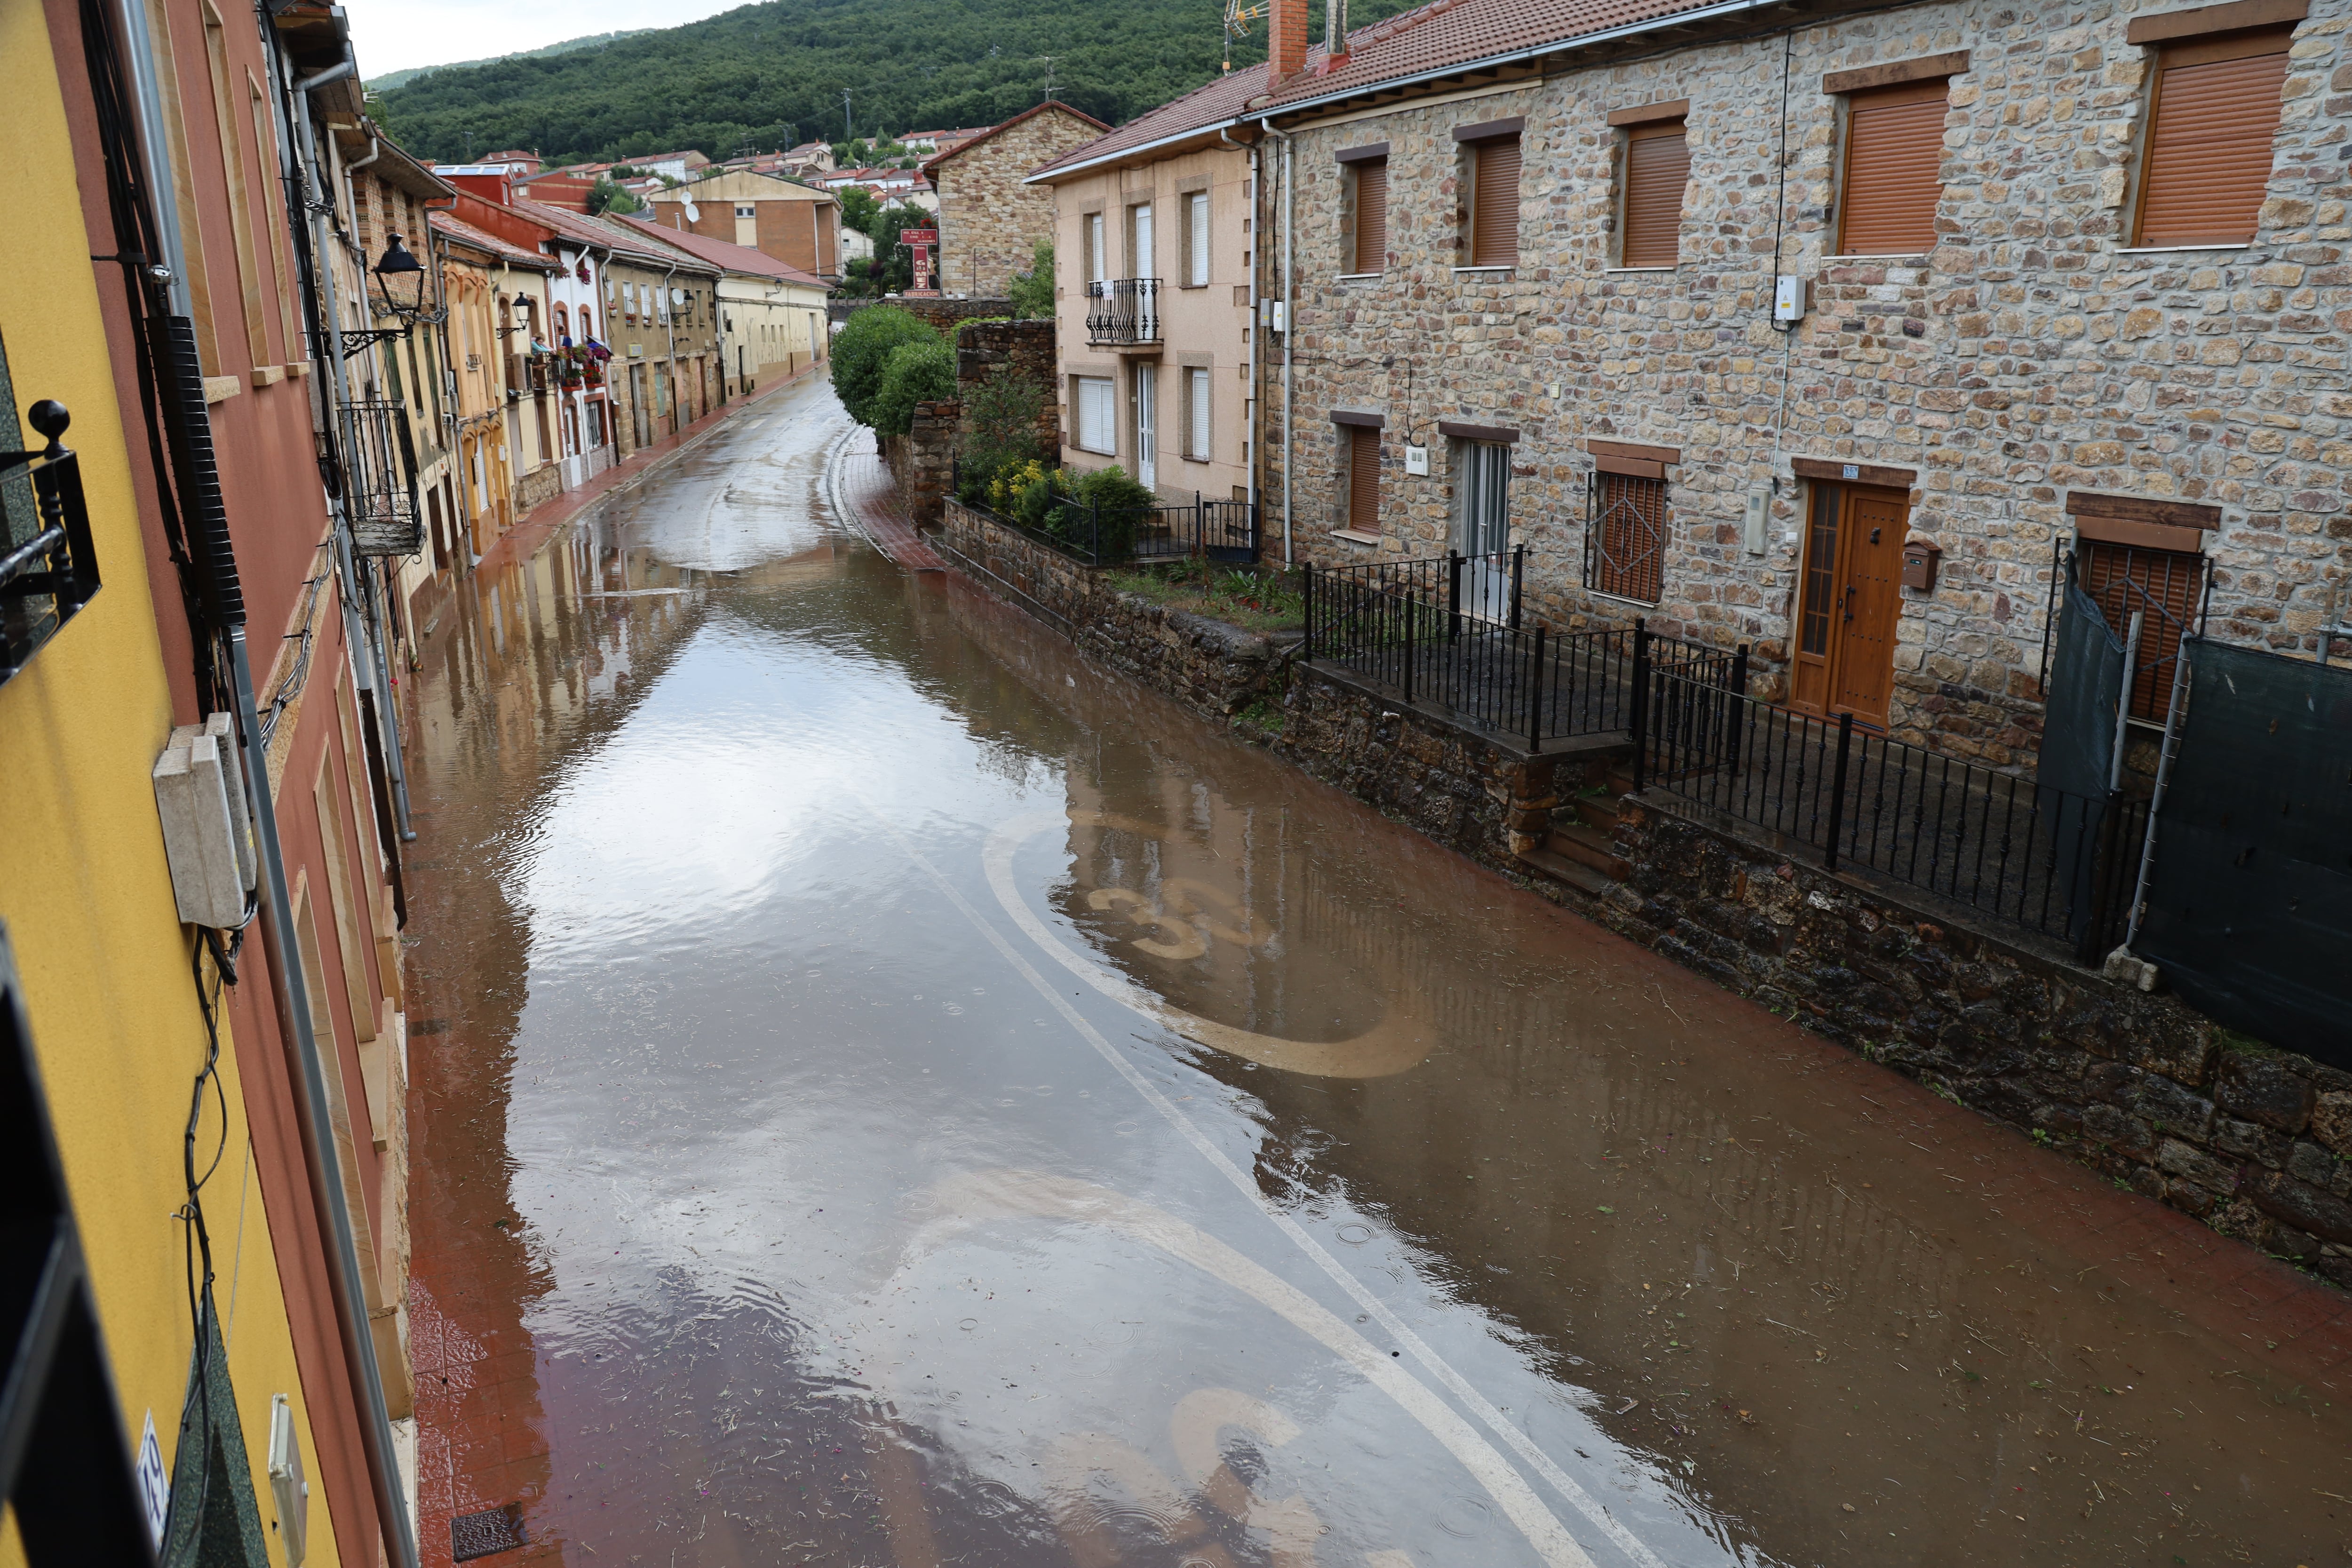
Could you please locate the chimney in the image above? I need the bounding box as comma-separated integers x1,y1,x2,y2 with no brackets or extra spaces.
1270,0,1307,83
1325,0,1350,64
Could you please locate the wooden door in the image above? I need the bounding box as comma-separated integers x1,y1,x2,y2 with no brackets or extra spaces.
1790,482,1908,726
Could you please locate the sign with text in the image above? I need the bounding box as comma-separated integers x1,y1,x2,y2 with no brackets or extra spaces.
897,228,938,246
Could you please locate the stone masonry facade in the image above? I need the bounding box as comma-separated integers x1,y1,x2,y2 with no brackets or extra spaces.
1261,0,2352,767
930,104,1108,300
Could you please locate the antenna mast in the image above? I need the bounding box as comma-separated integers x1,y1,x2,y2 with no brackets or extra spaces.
1222,0,1270,73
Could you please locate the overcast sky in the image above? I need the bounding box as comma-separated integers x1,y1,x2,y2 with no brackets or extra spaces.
345,0,742,77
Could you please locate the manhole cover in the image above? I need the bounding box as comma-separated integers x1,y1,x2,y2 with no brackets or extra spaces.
451,1504,527,1561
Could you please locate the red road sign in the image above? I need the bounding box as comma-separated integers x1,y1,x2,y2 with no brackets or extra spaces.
898,228,938,245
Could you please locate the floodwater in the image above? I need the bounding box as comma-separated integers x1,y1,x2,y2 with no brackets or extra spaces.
400,375,2352,1568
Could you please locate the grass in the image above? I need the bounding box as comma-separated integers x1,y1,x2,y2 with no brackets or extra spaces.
1103,561,1304,633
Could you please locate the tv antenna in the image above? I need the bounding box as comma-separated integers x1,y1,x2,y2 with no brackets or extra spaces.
1036,55,1057,101
1223,0,1270,73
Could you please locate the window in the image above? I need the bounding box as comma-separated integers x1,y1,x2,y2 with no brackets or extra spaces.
1587,471,1667,604
2134,29,2292,247
1184,367,1211,460
1352,158,1388,273
1466,132,1522,267
1184,191,1211,286
1075,375,1116,454
1129,203,1153,277
2078,540,2206,720
553,303,569,340
1836,79,1951,255
736,204,756,217
580,306,593,339
1347,425,1380,531
1620,120,1689,268
1086,212,1108,283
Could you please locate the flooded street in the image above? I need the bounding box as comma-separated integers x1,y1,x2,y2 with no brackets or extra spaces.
399,375,2351,1568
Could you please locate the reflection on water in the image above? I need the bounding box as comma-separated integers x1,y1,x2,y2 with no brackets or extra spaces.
399,382,2352,1568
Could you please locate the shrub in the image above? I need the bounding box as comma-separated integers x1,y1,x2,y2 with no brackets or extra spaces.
869,339,956,437
958,363,1046,489
830,306,937,426
1009,240,1054,319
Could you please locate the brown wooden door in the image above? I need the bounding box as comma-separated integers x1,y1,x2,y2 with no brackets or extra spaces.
1790,482,1909,726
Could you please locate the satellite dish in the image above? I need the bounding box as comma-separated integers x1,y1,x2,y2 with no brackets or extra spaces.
682,198,701,223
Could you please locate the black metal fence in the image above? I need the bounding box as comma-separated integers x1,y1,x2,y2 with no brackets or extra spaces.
955,481,1260,569
1085,279,1162,346
0,400,101,687
338,398,421,557
1636,657,2145,959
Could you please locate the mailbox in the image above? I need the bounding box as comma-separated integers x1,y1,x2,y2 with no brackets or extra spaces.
1901,537,1943,591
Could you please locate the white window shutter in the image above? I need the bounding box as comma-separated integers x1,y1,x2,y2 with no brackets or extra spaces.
1189,369,1210,459
1189,193,1210,286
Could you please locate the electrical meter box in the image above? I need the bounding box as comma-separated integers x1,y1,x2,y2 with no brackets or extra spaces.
1773,274,1806,323
1404,445,1430,476
269,1393,310,1568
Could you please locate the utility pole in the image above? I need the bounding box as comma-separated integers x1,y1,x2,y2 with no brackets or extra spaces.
1038,56,1057,101
842,89,852,143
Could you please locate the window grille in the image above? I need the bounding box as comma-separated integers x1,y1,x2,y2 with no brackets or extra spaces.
1586,470,1667,604
2078,540,2206,721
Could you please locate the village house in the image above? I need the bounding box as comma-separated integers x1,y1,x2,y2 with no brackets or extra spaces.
580,213,726,450
644,168,842,282
618,216,832,395
427,207,553,562
1235,0,2352,766
1029,73,1265,507
924,102,1111,299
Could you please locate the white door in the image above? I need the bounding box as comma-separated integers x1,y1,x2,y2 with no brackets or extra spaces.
1135,365,1157,491
1459,442,1512,621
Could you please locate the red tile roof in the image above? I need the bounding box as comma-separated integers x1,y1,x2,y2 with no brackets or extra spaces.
615,216,829,289
510,198,711,271
1026,65,1271,181
428,210,555,270
1262,0,1731,108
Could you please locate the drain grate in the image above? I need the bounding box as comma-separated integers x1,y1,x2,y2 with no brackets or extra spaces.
450,1505,527,1561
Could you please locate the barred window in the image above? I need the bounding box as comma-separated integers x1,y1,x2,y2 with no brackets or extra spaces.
2079,540,2205,721
1586,470,1667,604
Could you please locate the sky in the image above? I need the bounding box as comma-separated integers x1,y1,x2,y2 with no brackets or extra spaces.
343,0,741,77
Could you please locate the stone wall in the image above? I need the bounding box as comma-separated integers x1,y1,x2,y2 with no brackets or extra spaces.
931,105,1107,299
883,399,961,525
1592,800,2352,1288
955,318,1062,458
1259,3,2352,769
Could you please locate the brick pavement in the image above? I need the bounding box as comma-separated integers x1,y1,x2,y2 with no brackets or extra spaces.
829,425,946,571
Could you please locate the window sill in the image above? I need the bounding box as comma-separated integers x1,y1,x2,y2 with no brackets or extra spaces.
1335,271,1385,283
1821,254,1928,263
1332,528,1383,546
1583,585,1663,609
1073,446,1117,458
1453,265,1515,276
1179,454,1212,465
1176,281,1210,289
2113,243,2252,255
1604,265,1677,274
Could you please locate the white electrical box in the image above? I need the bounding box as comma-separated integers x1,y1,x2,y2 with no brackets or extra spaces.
269,1394,310,1568
1404,444,1430,476
1773,274,1806,323
153,714,254,930
1259,299,1287,334
1744,487,1770,555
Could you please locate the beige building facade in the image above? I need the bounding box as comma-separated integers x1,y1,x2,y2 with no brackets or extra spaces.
644,169,842,282
1032,76,1263,505
924,102,1109,299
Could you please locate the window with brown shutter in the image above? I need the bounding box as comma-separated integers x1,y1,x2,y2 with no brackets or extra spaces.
1470,137,1522,267
1353,159,1389,274
2078,540,2206,720
2134,29,2292,248
1348,426,1380,532
1586,472,1667,603
1836,79,1950,255
1620,120,1689,268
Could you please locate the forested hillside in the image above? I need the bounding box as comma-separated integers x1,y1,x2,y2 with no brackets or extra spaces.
366,31,655,95
372,0,1400,166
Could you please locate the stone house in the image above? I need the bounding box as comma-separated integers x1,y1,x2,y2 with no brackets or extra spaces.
643,169,842,283
1238,0,2352,764
923,102,1110,299
1030,72,1266,506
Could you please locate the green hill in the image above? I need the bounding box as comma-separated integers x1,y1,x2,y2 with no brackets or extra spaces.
372,0,1393,167
365,31,658,96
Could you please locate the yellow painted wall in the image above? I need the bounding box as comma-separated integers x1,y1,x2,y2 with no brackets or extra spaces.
0,7,342,1564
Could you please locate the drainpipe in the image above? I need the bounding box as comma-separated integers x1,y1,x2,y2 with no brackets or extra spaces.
659,255,682,434
1258,119,1295,566
116,9,420,1568
1221,125,1257,514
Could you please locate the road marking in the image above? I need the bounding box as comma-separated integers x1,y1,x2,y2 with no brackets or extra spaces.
868,809,1669,1568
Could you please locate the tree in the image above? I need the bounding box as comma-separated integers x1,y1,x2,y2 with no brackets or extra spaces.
1009,239,1053,319
830,306,938,425
837,185,881,237
587,177,642,215
870,340,957,436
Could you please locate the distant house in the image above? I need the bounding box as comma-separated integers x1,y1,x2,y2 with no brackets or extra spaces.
899,126,992,156
922,102,1108,299
781,141,835,175
641,168,842,282
619,149,710,183
480,148,543,175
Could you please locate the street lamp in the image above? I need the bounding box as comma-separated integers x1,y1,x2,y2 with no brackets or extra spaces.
371,234,429,324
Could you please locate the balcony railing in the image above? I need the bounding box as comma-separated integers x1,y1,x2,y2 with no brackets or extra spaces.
338,399,424,558
0,400,100,687
1086,278,1161,346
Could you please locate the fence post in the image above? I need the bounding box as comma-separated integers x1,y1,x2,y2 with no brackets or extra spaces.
1727,642,1750,772
1510,543,1525,630
1302,563,1314,662
1630,617,1651,793
1402,590,1415,705
1447,550,1463,642
1527,623,1546,754
1824,710,1854,873
1195,491,1204,560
